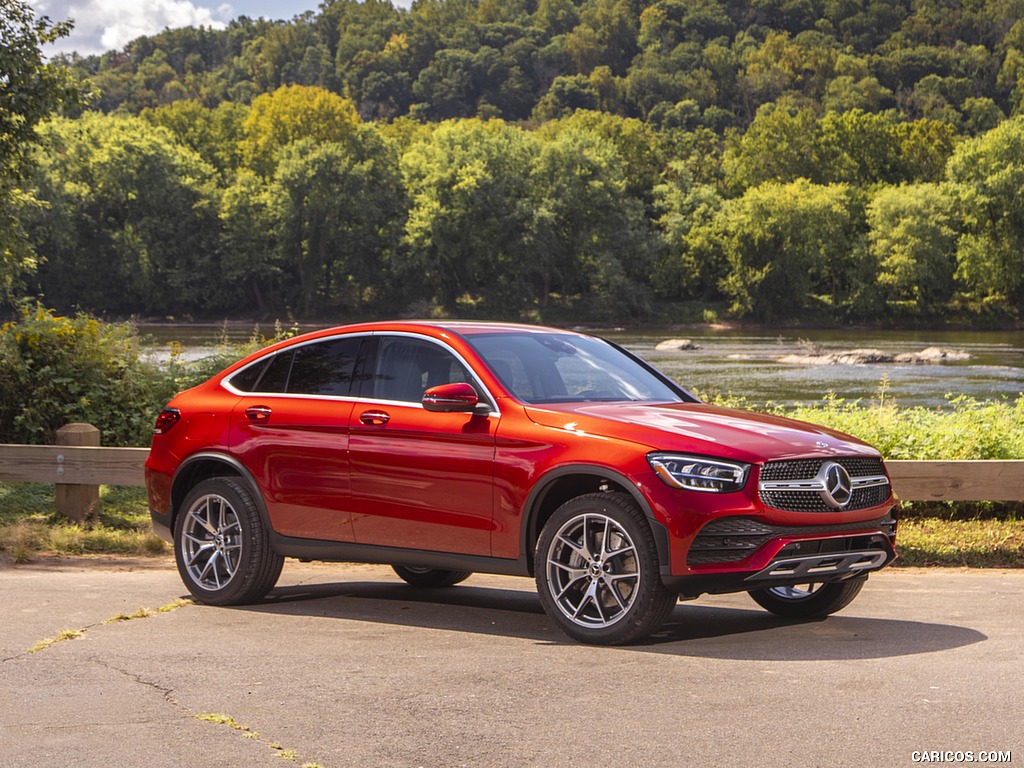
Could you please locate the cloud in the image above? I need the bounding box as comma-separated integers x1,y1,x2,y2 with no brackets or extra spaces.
28,0,229,56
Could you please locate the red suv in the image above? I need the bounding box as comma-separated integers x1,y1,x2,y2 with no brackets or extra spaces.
145,322,897,644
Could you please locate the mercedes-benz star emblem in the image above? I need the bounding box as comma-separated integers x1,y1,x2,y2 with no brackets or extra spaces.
820,461,853,509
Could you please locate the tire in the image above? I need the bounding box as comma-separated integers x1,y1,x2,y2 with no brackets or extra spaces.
748,577,866,619
173,477,283,606
535,492,677,645
391,565,472,587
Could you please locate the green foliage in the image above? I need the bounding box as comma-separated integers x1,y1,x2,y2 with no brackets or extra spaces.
947,116,1024,311
240,85,362,177
732,388,1024,462
0,0,80,175
868,184,958,314
28,113,221,315
702,179,865,320
401,118,539,314
0,305,164,445
3,0,1024,325
268,130,406,315
0,0,81,305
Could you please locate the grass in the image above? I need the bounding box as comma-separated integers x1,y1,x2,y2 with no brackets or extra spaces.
896,517,1024,567
27,628,84,654
25,598,192,655
0,483,166,563
193,712,323,765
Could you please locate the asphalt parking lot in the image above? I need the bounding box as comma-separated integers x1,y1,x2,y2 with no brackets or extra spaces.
2,559,1021,768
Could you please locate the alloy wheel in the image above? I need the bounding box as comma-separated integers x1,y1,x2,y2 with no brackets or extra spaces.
180,493,243,591
545,512,640,628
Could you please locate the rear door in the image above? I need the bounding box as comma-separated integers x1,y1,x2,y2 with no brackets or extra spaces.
228,335,363,541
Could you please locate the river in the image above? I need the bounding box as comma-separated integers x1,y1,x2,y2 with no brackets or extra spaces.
140,323,1024,409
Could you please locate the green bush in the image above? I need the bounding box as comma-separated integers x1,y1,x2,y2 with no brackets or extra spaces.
709,380,1024,461
0,304,165,446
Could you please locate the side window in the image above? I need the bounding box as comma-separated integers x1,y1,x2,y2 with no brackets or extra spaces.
256,351,293,393
228,359,268,392
372,337,474,403
288,338,361,396
227,337,361,396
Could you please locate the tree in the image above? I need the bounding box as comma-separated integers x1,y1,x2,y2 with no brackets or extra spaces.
723,105,822,191
652,160,724,299
868,184,958,314
28,114,220,315
141,100,249,177
240,85,362,177
1,0,80,303
947,115,1024,310
529,126,657,317
0,0,78,175
268,129,405,316
817,109,902,185
707,179,865,320
400,119,538,313
219,169,279,313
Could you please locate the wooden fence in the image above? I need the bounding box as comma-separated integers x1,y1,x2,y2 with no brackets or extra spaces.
0,446,1021,501
0,429,1021,520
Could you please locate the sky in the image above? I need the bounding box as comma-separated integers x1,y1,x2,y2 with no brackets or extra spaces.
26,0,359,57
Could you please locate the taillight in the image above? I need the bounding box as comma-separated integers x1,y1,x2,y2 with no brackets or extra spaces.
153,407,181,434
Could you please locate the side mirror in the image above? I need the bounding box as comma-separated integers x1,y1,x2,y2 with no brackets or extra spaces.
422,382,480,413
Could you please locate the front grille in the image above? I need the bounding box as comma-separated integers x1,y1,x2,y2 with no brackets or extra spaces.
687,515,897,565
761,484,891,513
760,457,885,481
758,457,891,512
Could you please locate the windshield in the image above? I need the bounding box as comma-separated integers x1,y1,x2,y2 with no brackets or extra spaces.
466,332,690,404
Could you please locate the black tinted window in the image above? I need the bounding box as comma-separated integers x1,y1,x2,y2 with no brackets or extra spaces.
228,359,268,392
255,351,293,393
372,337,473,403
288,338,360,396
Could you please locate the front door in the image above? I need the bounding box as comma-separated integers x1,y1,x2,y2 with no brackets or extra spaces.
348,335,497,555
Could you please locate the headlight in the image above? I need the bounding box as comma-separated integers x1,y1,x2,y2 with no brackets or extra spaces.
648,453,750,493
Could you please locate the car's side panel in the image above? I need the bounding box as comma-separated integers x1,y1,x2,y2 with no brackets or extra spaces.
348,402,497,555
229,395,356,541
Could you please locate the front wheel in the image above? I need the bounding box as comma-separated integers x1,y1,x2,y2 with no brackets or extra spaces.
391,565,472,587
174,477,283,606
535,492,677,645
747,578,866,619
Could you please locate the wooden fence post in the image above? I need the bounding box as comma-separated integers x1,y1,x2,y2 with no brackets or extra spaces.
55,423,101,523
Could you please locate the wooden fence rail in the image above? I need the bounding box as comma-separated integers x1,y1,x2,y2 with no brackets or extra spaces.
0,443,1021,502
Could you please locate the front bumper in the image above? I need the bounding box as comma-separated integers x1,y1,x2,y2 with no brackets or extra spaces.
663,530,896,597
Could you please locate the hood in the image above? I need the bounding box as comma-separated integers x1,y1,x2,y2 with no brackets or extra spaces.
523,402,878,465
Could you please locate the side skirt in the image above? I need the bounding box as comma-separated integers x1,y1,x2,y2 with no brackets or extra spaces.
270,533,532,578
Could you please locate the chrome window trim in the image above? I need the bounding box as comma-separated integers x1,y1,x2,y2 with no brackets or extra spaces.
220,330,501,417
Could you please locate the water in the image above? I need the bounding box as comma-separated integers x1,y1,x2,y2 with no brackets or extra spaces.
139,323,1024,409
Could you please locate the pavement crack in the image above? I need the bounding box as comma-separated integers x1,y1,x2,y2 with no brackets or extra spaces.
8,598,193,660
86,658,325,766
89,657,178,703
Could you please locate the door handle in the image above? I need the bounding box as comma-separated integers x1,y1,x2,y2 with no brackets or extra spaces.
245,405,273,422
359,410,391,425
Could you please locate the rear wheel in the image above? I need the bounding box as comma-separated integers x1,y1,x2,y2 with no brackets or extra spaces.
535,492,677,645
391,565,472,587
747,578,866,619
174,477,283,606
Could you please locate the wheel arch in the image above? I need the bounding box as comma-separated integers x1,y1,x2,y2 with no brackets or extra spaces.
171,453,271,538
521,464,671,576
